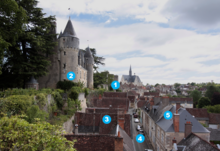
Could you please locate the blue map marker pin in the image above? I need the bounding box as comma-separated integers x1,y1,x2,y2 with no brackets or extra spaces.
102,115,111,124
111,81,120,90
164,111,173,120
136,134,145,143
67,71,76,80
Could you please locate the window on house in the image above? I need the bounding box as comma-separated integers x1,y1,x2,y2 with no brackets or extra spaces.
63,38,65,41
157,144,160,151
63,64,66,69
157,128,160,138
161,132,164,143
64,51,66,55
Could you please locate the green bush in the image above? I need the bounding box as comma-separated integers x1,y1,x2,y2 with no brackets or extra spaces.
69,87,82,100
25,105,49,123
39,88,52,94
52,92,63,110
198,97,211,108
0,115,76,150
83,88,89,97
1,95,34,115
203,104,220,113
35,93,47,109
55,89,64,94
56,81,77,91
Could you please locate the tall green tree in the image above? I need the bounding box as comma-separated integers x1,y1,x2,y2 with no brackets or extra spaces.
90,48,105,71
0,0,57,89
93,72,105,88
174,83,181,88
205,84,220,100
211,92,220,105
0,0,27,75
198,97,211,108
190,90,202,107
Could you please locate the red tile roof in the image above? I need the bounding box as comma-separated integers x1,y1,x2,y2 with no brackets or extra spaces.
186,108,209,118
208,113,220,124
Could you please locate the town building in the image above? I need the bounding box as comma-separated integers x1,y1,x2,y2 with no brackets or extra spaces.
140,99,210,151
120,66,143,86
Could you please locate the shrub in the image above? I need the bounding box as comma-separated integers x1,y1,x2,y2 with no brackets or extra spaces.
83,88,89,97
56,81,77,91
35,93,47,109
69,87,82,100
0,115,76,151
198,97,211,108
1,95,34,115
52,92,63,110
25,105,49,123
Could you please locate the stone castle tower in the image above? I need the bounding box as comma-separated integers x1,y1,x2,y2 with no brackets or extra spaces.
37,19,94,89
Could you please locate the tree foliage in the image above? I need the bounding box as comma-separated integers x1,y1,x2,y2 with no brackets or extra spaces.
90,48,105,71
198,97,211,108
1,0,57,89
205,84,220,100
0,115,76,151
190,90,202,107
0,0,27,75
211,92,220,105
203,104,220,113
174,83,181,88
154,83,159,87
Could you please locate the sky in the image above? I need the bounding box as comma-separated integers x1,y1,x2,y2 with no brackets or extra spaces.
38,0,220,85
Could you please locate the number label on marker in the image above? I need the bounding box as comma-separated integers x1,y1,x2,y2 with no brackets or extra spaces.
138,136,142,141
105,117,109,122
69,73,73,78
114,82,117,87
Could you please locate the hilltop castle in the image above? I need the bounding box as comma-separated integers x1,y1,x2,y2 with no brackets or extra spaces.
37,19,94,89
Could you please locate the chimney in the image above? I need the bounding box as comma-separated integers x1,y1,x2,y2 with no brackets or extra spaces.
172,137,177,145
185,121,192,138
99,94,102,100
150,100,154,110
173,111,179,132
118,131,120,137
176,103,180,112
145,97,147,101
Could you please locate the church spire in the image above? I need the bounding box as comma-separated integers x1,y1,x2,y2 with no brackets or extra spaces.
129,65,132,76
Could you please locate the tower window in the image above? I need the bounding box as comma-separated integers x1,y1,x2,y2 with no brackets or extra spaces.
63,38,65,41
63,64,66,69
64,51,66,55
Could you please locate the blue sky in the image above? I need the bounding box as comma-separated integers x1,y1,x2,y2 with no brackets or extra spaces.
38,0,220,85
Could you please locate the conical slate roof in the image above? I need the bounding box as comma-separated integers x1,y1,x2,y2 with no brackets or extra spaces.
26,76,38,84
60,20,77,38
58,30,62,38
84,47,93,58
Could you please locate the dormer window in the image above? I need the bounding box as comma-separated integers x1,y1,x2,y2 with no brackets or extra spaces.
64,51,66,55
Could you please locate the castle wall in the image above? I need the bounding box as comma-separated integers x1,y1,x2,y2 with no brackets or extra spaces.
37,41,60,89
77,65,87,87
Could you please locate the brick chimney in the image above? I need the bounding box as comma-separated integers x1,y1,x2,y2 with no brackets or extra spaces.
173,111,179,132
118,131,120,137
150,100,154,110
145,97,147,101
99,94,102,100
185,121,192,138
172,137,177,145
176,103,180,111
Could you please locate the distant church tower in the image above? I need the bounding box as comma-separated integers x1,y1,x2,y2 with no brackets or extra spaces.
129,65,132,76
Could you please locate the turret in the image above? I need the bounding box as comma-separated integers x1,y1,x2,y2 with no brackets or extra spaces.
58,19,79,82
84,47,94,88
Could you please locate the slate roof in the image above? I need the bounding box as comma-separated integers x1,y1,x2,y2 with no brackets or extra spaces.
177,133,220,151
84,47,93,58
209,113,220,124
207,128,220,141
26,76,38,84
60,19,77,38
157,107,210,133
122,75,141,83
119,127,135,151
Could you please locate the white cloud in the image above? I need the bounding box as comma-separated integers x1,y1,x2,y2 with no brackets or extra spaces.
38,1,220,85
